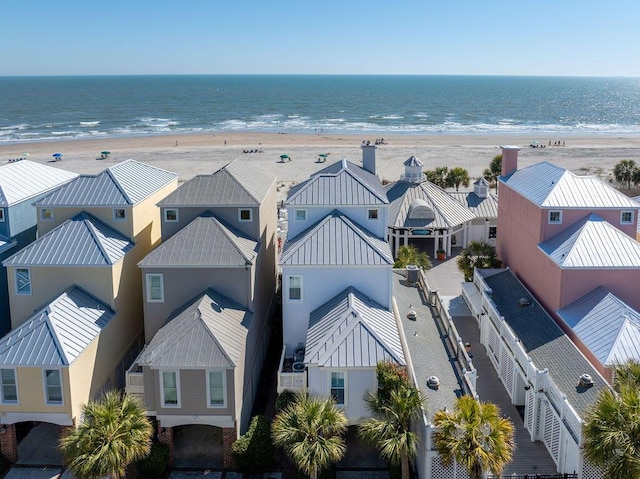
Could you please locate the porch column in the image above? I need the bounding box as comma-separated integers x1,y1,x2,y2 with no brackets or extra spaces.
433,232,438,258
394,230,400,258
222,423,238,468
0,423,18,463
446,230,451,256
157,421,174,467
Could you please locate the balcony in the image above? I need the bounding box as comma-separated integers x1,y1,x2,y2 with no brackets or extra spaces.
277,345,307,393
125,353,145,404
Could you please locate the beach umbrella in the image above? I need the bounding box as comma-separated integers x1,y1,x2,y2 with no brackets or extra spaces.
23,153,29,157
319,153,329,158
280,154,290,162
101,151,111,155
52,153,63,158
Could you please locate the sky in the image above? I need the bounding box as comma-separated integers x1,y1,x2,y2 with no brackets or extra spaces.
1,0,640,77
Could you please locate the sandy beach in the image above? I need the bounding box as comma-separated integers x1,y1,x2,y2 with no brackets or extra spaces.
3,133,640,195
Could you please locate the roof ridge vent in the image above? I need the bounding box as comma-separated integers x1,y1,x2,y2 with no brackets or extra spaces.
518,297,531,307
579,373,594,387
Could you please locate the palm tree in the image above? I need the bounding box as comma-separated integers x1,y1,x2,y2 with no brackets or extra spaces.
272,393,347,479
613,159,637,190
359,384,426,479
424,166,449,188
394,244,432,270
447,167,471,191
582,361,640,479
60,390,153,479
456,240,501,282
433,395,515,479
483,154,502,192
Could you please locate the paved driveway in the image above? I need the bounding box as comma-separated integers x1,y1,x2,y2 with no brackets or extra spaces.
3,467,62,479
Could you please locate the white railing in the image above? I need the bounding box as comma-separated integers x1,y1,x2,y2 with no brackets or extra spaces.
125,369,145,404
277,345,307,393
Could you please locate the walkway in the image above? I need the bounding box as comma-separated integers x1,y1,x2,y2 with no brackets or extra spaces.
419,256,559,476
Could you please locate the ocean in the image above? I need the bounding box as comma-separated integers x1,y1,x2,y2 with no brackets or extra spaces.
1,75,640,144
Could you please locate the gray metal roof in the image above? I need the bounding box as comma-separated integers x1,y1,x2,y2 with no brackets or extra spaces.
481,269,607,417
305,287,405,368
139,212,260,268
0,160,78,207
403,156,423,167
0,286,114,366
157,159,276,207
137,288,252,368
449,191,499,219
280,210,392,266
557,287,640,366
286,159,388,206
501,161,640,209
539,213,640,268
386,180,476,229
36,160,177,207
3,212,134,267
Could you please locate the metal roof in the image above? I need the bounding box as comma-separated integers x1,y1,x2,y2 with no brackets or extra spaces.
0,160,78,207
137,288,252,368
403,156,423,167
158,159,276,207
138,212,259,268
286,159,388,206
539,213,640,268
501,161,640,209
557,287,640,367
280,210,392,266
481,269,607,417
386,180,476,229
449,191,499,219
36,160,177,207
3,212,134,267
0,286,114,366
305,287,405,368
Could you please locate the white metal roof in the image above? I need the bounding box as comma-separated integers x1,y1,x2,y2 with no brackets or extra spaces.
0,160,78,207
539,213,640,268
305,287,405,368
449,191,499,219
557,287,640,366
0,287,114,366
502,161,640,209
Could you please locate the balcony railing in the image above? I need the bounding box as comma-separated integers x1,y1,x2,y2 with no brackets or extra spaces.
277,345,307,393
125,350,145,404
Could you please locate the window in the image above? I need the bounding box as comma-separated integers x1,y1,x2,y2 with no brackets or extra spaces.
161,371,180,407
146,274,164,302
621,211,634,224
15,268,31,295
288,275,302,302
113,208,126,221
40,208,54,221
488,227,497,239
330,372,345,406
238,209,252,222
0,208,4,222
368,209,379,220
548,210,562,224
207,371,226,407
294,209,307,222
44,369,63,405
0,369,17,404
164,209,179,222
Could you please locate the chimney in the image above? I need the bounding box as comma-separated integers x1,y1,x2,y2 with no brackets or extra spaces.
362,143,376,175
500,145,520,177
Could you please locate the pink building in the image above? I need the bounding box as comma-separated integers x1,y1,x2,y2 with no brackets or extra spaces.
497,146,640,377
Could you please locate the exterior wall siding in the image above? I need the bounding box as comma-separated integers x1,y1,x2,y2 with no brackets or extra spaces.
37,206,134,239
540,207,637,242
160,206,259,242
287,205,388,239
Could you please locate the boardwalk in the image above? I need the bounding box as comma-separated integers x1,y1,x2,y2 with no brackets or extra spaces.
417,256,559,476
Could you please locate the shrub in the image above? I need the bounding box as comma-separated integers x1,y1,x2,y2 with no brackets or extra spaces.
135,442,169,479
275,389,297,412
231,415,275,472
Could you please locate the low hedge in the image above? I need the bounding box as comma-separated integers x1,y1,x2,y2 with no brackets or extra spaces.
231,415,275,472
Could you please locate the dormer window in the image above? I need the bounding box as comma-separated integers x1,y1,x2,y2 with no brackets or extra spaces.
0,208,4,222
548,211,562,224
294,209,307,222
113,208,126,221
164,209,179,222
239,209,252,222
368,209,379,220
40,208,54,221
621,211,634,225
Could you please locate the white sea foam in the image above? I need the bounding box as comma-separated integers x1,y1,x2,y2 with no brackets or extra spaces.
79,121,100,127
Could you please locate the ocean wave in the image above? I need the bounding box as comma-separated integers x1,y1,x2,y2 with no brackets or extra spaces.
0,123,29,130
79,121,100,126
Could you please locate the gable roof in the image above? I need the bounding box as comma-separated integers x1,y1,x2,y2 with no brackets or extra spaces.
3,212,134,267
137,288,252,368
280,210,392,266
157,159,276,207
449,191,499,218
36,160,177,207
481,269,607,416
501,161,640,209
305,287,405,368
286,159,387,206
539,213,640,268
0,160,78,207
386,180,476,229
0,286,114,366
139,212,259,268
557,287,640,367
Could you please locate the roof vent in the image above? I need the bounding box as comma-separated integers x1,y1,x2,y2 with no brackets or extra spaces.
518,297,531,307
427,376,440,390
579,374,594,388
